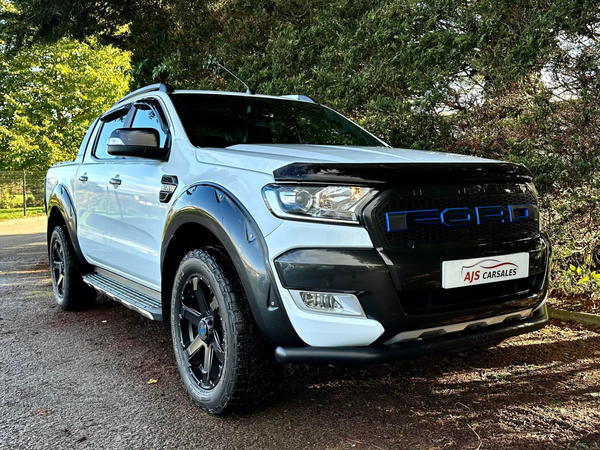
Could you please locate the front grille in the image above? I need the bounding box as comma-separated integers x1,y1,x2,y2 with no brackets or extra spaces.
376,183,538,248
399,273,543,316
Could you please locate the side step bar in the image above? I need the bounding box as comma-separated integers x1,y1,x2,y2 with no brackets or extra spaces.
82,271,162,320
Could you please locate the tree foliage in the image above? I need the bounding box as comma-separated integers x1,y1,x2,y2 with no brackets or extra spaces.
0,29,131,169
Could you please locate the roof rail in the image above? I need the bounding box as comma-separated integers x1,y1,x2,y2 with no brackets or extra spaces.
280,94,316,103
114,83,174,106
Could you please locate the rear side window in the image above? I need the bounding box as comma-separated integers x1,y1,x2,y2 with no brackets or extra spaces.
75,119,98,163
94,109,129,159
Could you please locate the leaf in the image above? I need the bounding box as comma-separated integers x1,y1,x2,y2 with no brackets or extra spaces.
147,379,158,384
569,265,576,272
577,267,582,275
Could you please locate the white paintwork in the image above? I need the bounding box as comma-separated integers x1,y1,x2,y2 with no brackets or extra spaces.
264,219,374,255
75,160,116,267
102,159,168,288
275,275,384,347
263,209,382,346
46,89,505,346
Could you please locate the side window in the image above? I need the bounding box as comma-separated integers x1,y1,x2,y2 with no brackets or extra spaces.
131,103,168,147
94,109,129,159
74,119,98,163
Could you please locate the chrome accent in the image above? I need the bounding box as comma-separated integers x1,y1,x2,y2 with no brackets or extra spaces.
383,307,535,345
289,290,366,317
280,94,316,103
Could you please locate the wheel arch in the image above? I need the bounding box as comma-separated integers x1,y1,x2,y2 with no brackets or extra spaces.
161,183,302,346
47,184,87,265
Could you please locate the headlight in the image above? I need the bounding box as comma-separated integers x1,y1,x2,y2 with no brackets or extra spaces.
262,184,376,224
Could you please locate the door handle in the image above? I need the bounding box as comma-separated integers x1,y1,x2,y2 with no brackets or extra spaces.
109,177,121,186
78,174,88,182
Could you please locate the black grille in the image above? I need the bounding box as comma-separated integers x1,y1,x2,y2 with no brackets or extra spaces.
399,273,543,316
376,184,538,248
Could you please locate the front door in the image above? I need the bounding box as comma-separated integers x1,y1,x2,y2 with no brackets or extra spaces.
102,100,172,289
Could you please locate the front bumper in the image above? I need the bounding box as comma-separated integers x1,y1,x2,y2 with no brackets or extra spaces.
275,302,548,364
274,233,550,346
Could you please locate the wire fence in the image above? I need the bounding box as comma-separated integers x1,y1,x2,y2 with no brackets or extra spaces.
0,171,46,219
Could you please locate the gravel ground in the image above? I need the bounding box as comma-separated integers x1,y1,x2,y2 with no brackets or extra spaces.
1,217,600,450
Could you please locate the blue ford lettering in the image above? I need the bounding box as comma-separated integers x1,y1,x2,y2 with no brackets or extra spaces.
385,204,538,232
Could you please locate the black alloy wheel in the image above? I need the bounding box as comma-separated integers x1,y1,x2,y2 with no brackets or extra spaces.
177,274,226,389
49,226,95,310
171,248,280,414
51,238,66,299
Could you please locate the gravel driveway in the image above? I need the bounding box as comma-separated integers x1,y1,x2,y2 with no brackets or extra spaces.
1,217,599,450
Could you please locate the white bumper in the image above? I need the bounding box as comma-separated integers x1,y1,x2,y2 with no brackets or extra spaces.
265,220,385,347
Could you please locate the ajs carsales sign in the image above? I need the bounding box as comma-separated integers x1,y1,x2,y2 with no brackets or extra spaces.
442,253,530,289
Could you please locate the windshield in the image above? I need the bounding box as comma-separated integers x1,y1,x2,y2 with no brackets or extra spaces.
170,94,385,148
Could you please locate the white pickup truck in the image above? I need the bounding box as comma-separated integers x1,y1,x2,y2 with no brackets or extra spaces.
45,83,551,414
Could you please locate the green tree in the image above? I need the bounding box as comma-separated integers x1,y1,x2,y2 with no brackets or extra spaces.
0,35,131,170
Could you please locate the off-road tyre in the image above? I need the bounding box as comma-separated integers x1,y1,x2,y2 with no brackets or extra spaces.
49,226,96,310
171,247,280,414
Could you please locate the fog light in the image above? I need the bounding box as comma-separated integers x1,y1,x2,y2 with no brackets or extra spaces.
290,290,364,316
300,292,342,311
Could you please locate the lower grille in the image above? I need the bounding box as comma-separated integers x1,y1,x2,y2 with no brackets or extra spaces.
399,273,543,316
375,183,538,248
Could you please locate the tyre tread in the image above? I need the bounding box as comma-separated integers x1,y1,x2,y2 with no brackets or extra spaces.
50,226,95,310
175,247,279,414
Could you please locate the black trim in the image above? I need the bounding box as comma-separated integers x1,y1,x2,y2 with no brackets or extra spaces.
100,103,132,121
275,304,548,364
129,98,173,160
47,184,87,265
275,248,391,291
365,182,540,249
159,175,178,203
273,162,533,186
93,107,134,160
161,183,302,346
133,99,172,136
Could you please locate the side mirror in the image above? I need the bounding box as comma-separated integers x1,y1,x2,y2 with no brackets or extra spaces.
107,128,169,160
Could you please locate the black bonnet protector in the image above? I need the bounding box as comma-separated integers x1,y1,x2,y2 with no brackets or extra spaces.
273,162,533,186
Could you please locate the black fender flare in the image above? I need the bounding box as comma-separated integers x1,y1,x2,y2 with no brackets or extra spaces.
47,183,87,265
161,183,302,346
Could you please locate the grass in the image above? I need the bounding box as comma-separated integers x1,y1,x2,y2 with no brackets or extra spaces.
0,206,45,221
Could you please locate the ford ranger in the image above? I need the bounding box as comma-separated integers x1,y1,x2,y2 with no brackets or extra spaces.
45,83,551,414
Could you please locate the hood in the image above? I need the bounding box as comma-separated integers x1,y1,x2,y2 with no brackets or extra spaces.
195,143,531,184
224,143,494,165
197,143,497,173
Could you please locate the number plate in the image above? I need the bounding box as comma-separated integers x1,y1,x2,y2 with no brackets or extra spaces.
442,253,530,289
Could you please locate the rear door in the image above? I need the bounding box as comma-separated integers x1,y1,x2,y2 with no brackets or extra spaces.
75,106,131,267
